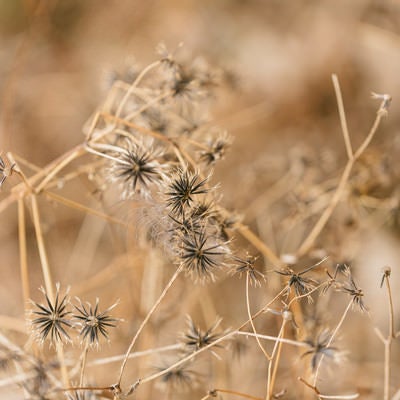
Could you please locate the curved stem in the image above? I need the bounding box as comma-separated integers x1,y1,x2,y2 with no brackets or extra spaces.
246,272,271,360
237,223,281,267
30,195,70,388
297,89,388,258
115,61,161,118
266,320,286,400
35,145,86,193
313,299,353,386
117,264,184,386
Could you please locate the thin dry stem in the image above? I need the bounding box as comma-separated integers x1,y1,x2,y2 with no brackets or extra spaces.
88,344,181,367
124,90,173,121
0,145,86,216
266,320,286,400
43,190,127,227
298,378,359,400
114,60,161,118
236,331,308,348
269,322,286,400
101,111,174,144
35,145,86,193
30,194,70,388
138,288,288,387
214,388,264,400
331,74,353,159
313,299,353,386
376,271,396,400
116,264,184,387
237,223,282,267
30,195,54,300
246,272,271,360
18,197,30,310
79,344,89,387
297,85,389,257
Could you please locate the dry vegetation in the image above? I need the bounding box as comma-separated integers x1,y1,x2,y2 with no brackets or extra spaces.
1,1,400,399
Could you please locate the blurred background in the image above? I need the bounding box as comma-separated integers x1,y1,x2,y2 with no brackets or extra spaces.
1,0,400,399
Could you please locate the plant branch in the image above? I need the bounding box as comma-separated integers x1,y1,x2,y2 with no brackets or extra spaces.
313,299,353,386
297,88,390,257
246,272,271,360
18,197,30,311
30,194,70,388
116,264,184,387
331,74,353,159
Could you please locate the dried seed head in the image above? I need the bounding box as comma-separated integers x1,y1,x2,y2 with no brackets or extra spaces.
175,230,230,282
380,265,392,288
73,298,119,347
155,359,200,392
371,91,392,116
339,266,368,313
110,140,164,197
181,316,225,354
165,169,210,216
276,265,319,303
302,329,342,371
199,132,232,165
30,285,72,345
231,253,266,287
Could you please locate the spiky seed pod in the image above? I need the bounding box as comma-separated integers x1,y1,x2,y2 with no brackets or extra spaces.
165,169,209,216
73,298,119,346
176,230,229,282
30,285,72,345
111,141,164,197
181,316,224,353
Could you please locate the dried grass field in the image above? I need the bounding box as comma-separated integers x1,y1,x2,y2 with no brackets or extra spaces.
0,1,400,399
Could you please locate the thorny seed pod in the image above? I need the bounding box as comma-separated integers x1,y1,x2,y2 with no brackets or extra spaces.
176,230,230,282
73,298,119,347
110,140,164,197
276,264,319,303
339,266,368,313
181,316,225,354
199,132,232,165
231,253,266,287
302,329,342,371
30,285,72,345
165,169,210,216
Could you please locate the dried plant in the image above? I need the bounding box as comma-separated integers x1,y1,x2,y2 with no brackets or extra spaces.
0,40,398,400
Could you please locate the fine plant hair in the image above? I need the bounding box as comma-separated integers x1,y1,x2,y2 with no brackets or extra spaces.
1,46,400,400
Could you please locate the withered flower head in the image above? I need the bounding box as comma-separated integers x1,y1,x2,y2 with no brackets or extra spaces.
199,132,232,165
231,253,266,287
111,140,164,197
31,285,72,345
165,169,209,216
176,230,230,282
73,298,119,346
181,316,224,353
276,264,319,302
340,266,368,313
302,329,341,371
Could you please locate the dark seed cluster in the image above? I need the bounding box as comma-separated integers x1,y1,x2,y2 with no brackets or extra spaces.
30,286,119,347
